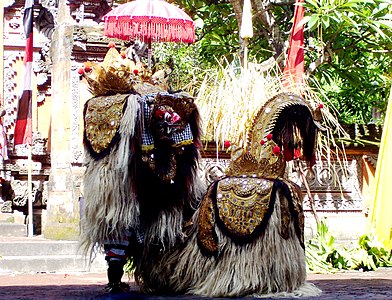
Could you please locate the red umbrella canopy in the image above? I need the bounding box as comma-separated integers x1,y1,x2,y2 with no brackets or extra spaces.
103,0,195,44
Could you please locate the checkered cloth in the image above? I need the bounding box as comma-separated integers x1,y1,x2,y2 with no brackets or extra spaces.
140,93,194,151
141,99,154,148
104,226,145,263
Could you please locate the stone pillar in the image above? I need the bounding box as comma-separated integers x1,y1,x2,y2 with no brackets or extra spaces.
44,1,81,240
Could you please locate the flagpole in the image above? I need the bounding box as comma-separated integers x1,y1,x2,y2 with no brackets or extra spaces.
27,144,33,237
14,0,35,237
25,0,34,238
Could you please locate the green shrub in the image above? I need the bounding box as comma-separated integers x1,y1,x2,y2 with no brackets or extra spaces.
306,218,392,273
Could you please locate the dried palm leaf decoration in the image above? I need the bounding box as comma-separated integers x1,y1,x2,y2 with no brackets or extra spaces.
195,58,348,167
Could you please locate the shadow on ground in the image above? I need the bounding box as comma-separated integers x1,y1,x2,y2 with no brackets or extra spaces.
1,279,392,299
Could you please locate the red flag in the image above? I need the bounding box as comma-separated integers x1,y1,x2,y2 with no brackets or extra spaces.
14,0,34,146
283,0,305,93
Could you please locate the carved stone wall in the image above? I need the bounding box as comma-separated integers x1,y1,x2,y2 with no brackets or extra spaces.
3,2,53,127
1,2,52,216
1,1,118,235
288,158,363,211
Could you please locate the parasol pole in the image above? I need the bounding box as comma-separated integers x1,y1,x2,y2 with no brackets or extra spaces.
147,38,152,68
240,0,253,71
243,38,249,71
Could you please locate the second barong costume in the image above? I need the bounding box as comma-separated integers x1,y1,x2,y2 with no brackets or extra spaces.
133,93,322,297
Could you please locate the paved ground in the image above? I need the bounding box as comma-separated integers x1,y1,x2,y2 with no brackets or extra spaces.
0,267,391,299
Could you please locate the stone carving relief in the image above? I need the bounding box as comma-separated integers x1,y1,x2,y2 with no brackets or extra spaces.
36,2,57,39
72,25,116,63
71,63,83,164
10,180,35,207
13,132,49,157
288,159,363,211
0,201,13,213
3,51,50,140
3,5,24,44
2,157,50,176
2,51,25,133
2,46,51,155
67,0,112,24
1,179,48,213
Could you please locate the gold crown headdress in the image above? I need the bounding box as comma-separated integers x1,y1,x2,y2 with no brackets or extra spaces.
225,135,286,179
78,42,169,96
224,93,323,178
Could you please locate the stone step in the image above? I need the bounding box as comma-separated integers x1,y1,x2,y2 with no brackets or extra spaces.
0,255,106,273
0,239,82,256
0,237,107,274
0,223,27,237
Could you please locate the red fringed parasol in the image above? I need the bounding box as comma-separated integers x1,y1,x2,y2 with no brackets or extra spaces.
103,0,195,67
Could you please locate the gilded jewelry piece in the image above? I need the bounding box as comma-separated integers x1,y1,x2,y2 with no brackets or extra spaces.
84,94,128,154
141,151,177,183
225,146,286,179
79,47,174,97
134,82,166,96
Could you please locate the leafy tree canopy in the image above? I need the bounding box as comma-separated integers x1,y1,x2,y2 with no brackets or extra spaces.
302,0,392,123
112,0,392,124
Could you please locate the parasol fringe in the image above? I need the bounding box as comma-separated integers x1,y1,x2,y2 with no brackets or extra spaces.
104,16,195,44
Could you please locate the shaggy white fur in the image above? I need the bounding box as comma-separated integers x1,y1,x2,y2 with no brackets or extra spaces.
79,94,140,256
138,191,322,298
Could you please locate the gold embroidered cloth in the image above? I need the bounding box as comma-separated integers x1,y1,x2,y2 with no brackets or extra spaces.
216,177,274,239
197,184,219,253
84,94,128,154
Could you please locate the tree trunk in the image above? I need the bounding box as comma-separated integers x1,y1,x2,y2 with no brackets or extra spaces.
229,0,246,62
229,0,243,30
252,0,286,68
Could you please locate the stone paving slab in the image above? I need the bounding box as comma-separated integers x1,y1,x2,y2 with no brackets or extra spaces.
0,268,391,299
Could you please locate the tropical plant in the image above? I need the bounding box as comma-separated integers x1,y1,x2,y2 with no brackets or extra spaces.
111,0,392,124
173,0,392,124
174,0,241,64
351,233,392,270
153,42,209,94
305,220,339,272
302,0,392,124
306,218,392,272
